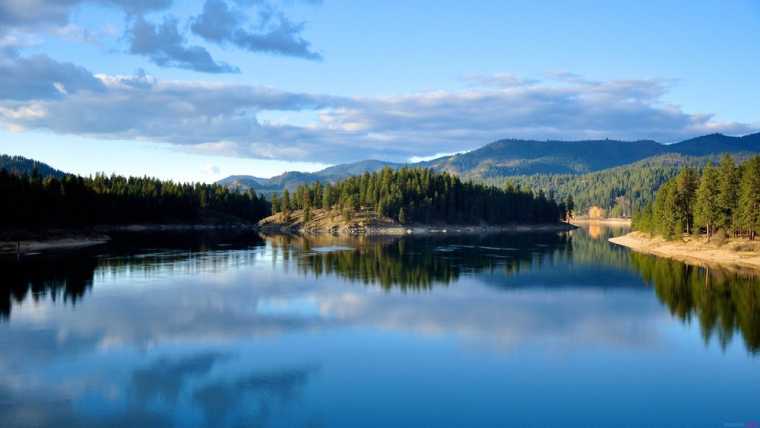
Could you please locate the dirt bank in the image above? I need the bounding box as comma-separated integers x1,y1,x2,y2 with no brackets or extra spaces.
571,218,632,226
609,231,760,271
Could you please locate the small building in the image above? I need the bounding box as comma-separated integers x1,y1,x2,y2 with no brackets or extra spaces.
588,206,606,219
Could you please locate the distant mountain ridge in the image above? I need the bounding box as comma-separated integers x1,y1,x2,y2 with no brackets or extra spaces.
219,132,760,193
217,159,403,194
0,155,65,178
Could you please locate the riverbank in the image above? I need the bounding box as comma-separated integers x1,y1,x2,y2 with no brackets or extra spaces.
0,224,257,255
609,231,760,271
571,217,631,226
0,234,111,255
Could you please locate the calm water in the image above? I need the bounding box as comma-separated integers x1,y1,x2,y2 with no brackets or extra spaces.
1,226,759,428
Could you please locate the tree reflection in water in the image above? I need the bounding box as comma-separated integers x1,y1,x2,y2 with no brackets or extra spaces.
630,253,760,354
2,228,759,355
265,232,573,291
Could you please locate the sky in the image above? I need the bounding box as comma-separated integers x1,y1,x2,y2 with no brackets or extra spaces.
0,0,758,183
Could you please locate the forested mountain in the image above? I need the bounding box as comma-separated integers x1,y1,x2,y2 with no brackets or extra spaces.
0,155,65,178
491,153,756,216
421,138,665,176
217,160,402,194
671,132,760,156
270,167,569,225
0,170,270,229
219,132,760,195
424,132,760,178
633,154,760,239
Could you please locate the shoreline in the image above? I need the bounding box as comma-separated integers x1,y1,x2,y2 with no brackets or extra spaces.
609,231,760,271
1,222,576,255
0,236,111,256
0,223,257,256
571,218,631,226
261,222,577,236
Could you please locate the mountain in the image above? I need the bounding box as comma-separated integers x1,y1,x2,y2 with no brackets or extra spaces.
498,152,759,216
666,132,760,156
316,159,402,179
0,155,65,178
218,132,760,194
218,160,401,194
421,138,665,177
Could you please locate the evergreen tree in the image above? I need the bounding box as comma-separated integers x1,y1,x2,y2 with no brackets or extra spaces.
0,169,270,228
565,195,575,219
653,180,680,239
674,167,698,234
282,189,291,218
716,154,739,234
736,157,760,239
693,164,720,238
398,207,407,224
636,155,760,241
304,205,312,223
278,167,565,226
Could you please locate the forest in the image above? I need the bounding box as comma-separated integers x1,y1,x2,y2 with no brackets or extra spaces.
270,167,571,225
483,153,754,217
632,155,760,240
0,169,270,229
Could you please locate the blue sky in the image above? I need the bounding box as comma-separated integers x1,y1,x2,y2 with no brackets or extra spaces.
0,0,758,182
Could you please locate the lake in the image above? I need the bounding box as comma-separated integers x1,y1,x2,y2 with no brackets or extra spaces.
1,225,759,428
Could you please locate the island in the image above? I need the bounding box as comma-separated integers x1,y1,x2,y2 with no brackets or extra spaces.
257,167,575,235
610,155,760,270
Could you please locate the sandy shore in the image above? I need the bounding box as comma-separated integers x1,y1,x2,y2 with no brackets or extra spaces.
571,218,632,226
610,231,760,271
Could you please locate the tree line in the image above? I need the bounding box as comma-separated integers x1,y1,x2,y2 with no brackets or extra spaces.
0,169,271,229
633,155,760,240
479,154,738,218
270,167,571,224
630,252,760,353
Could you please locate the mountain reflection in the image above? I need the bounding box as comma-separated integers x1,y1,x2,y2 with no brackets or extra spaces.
630,253,760,354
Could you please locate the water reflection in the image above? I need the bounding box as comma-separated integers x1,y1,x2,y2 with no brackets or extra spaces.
631,253,760,353
1,226,760,427
266,232,574,291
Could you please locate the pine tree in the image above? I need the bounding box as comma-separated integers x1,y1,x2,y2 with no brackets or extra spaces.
674,167,698,234
693,163,720,238
398,207,407,224
736,156,760,239
282,189,291,219
653,180,680,239
716,154,739,234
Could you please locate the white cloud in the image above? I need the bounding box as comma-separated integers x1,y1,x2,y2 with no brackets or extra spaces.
0,62,755,163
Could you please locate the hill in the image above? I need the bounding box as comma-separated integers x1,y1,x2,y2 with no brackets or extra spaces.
0,155,65,178
261,167,569,234
217,160,402,194
493,153,757,217
421,138,665,176
219,132,760,194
